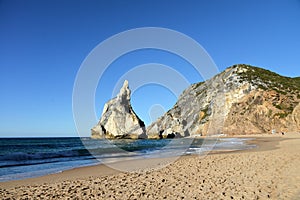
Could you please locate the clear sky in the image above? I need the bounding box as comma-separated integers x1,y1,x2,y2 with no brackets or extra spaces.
1,0,300,137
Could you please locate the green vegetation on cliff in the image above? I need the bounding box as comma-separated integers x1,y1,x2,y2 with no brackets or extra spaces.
232,64,300,94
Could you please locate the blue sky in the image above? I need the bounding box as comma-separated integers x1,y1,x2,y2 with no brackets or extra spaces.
0,0,300,137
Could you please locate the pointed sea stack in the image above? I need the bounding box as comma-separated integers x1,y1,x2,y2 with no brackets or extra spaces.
91,80,147,139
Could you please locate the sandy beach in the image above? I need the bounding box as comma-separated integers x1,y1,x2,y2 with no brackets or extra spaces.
1,133,300,199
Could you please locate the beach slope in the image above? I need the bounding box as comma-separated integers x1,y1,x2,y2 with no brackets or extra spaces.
1,133,300,199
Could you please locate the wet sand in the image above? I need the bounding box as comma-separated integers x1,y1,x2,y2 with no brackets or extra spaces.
1,133,300,199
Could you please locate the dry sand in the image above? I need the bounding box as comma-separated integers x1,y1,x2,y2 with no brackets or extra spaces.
1,133,300,199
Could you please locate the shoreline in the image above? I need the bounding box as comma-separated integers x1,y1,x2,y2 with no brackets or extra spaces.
0,134,282,188
1,132,300,199
0,135,256,186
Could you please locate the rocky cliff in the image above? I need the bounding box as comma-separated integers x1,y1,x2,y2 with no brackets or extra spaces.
92,65,300,139
91,80,146,139
147,64,300,138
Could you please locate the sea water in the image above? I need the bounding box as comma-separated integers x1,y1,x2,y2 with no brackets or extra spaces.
0,137,255,182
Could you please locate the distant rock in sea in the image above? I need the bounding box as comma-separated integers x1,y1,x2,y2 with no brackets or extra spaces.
91,80,147,139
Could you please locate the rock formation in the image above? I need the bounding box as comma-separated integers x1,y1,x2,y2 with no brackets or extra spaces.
91,80,146,139
92,65,300,139
147,64,300,137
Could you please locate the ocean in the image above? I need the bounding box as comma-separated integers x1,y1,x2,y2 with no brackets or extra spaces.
0,137,255,182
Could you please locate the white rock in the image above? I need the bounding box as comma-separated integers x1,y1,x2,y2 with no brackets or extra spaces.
91,80,146,139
